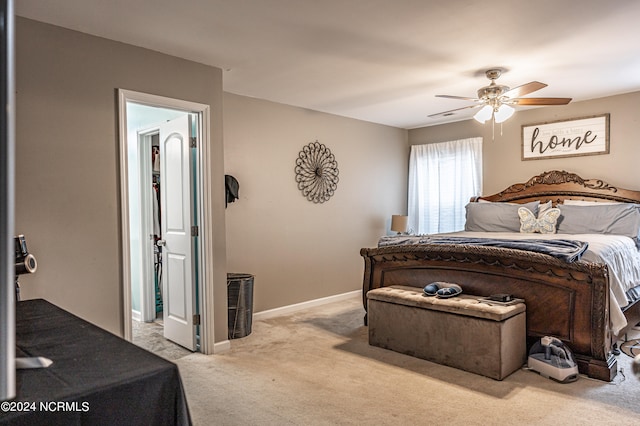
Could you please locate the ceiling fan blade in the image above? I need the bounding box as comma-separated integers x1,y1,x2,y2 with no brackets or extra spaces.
511,97,572,105
436,95,480,101
503,81,547,99
428,104,482,118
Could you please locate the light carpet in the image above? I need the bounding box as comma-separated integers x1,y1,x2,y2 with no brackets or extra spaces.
176,295,640,425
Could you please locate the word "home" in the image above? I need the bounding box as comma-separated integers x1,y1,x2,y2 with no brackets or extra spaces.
529,127,597,154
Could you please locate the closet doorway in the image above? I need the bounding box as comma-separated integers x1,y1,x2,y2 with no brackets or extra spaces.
118,90,212,355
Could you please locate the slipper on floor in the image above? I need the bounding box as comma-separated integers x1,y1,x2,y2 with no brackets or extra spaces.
424,281,458,297
436,284,463,298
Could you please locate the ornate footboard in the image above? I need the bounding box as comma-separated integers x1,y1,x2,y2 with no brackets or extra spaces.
360,244,616,381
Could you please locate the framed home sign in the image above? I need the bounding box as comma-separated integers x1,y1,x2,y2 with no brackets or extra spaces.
521,114,609,161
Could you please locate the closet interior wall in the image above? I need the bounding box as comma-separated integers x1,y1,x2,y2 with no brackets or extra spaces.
151,134,162,316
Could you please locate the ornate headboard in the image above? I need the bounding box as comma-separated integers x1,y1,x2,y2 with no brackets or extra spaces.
476,170,640,205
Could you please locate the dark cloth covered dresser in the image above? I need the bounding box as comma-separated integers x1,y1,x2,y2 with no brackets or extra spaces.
2,299,191,426
367,285,526,380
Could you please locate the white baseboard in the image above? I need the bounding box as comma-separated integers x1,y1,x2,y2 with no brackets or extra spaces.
131,309,141,322
213,339,231,354
253,290,360,321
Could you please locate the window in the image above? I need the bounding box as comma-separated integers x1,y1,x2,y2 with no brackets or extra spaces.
408,137,482,234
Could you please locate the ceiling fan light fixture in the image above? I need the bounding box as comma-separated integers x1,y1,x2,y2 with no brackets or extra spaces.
494,104,515,123
473,105,493,123
430,69,571,123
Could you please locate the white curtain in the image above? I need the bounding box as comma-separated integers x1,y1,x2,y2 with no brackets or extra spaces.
408,137,482,234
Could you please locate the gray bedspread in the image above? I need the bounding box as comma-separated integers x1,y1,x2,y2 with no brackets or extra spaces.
378,235,588,263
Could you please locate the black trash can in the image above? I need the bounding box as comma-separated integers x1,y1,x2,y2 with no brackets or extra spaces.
227,273,254,339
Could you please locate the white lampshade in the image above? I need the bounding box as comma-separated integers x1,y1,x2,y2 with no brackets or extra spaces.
391,215,408,234
473,105,493,123
494,104,515,123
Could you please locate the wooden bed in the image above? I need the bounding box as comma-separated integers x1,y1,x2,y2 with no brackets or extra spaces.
360,170,640,381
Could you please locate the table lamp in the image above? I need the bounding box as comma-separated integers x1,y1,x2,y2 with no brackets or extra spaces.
391,215,408,235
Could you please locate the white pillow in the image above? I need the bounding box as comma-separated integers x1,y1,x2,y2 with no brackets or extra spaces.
538,200,553,215
518,206,561,234
563,199,622,206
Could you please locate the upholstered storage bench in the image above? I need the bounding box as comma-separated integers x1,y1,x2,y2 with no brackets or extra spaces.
367,285,526,380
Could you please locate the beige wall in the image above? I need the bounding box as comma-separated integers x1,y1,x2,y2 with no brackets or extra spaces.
15,18,228,341
409,91,640,194
224,93,408,312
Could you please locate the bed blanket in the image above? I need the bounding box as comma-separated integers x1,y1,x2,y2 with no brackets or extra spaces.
378,235,588,263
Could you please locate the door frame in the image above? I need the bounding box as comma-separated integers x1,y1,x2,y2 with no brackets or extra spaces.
117,89,213,351
137,128,157,323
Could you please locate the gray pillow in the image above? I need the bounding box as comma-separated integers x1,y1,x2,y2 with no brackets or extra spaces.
465,201,540,232
556,204,640,247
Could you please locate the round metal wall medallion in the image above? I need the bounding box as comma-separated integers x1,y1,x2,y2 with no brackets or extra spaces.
295,141,339,203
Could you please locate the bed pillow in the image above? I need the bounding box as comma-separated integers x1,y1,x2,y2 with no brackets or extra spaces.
518,206,561,234
563,199,622,206
465,201,539,232
538,200,553,215
556,204,640,246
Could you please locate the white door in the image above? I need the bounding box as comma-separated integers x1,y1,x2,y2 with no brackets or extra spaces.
159,115,197,350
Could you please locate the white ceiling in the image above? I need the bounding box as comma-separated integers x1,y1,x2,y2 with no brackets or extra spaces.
15,0,640,129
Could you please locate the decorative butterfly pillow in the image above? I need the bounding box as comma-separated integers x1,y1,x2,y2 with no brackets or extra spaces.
518,206,561,234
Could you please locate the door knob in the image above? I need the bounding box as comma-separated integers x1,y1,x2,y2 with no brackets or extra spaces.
156,239,166,247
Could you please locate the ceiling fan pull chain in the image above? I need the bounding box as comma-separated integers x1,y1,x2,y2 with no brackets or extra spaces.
492,115,495,142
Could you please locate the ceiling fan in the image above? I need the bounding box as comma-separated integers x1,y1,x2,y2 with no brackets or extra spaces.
428,69,572,124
